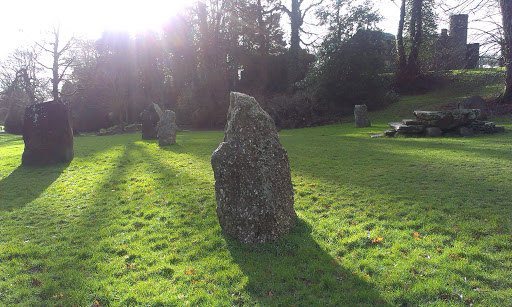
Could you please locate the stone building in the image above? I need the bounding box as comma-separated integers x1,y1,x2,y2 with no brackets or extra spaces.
435,14,480,70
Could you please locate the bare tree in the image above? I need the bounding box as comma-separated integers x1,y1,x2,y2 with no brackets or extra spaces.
36,26,76,102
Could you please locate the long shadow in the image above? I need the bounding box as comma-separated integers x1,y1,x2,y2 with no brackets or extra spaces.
227,218,390,306
0,163,68,211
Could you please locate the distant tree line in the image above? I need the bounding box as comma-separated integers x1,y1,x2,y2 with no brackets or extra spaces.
1,0,510,134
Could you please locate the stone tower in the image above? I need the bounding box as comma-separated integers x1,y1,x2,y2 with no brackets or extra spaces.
449,14,469,68
435,14,480,70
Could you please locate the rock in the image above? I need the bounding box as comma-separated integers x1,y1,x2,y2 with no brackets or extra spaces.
495,126,505,133
384,130,397,137
471,120,496,134
456,95,487,120
140,106,159,140
459,126,474,137
402,119,423,125
157,110,177,146
425,127,443,137
414,109,480,130
211,92,296,244
22,101,74,166
388,122,424,134
354,104,371,128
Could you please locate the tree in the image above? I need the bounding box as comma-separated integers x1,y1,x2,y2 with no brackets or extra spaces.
500,0,512,103
316,0,382,53
0,48,46,134
36,26,75,102
395,0,425,90
281,0,324,84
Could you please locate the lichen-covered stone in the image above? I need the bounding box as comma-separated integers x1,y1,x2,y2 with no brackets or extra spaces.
414,109,480,130
140,106,159,140
354,104,371,128
211,92,296,244
456,96,487,120
22,101,73,166
157,110,177,146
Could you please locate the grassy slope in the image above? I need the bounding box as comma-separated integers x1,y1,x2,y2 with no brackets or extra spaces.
0,71,511,306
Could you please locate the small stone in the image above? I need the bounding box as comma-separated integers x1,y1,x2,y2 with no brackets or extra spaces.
354,104,371,128
425,127,443,137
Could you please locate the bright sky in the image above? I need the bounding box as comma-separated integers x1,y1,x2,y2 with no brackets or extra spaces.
0,0,498,62
0,0,190,61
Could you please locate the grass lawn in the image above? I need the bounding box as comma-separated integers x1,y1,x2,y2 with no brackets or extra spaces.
1,72,512,306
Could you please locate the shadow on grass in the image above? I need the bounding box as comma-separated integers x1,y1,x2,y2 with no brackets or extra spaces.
226,218,390,306
0,163,68,211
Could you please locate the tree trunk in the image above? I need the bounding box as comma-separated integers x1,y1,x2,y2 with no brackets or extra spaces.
256,0,269,91
500,0,512,103
288,0,302,84
396,0,407,74
52,29,60,102
405,0,423,79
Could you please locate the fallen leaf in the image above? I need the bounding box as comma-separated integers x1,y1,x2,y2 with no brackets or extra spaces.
365,274,370,278
413,232,419,237
337,257,343,263
268,291,273,298
91,300,102,307
186,270,196,275
372,237,384,243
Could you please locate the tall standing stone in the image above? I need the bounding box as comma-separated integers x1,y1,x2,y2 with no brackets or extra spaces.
22,101,74,166
211,92,296,244
157,110,177,146
140,106,159,140
354,104,371,128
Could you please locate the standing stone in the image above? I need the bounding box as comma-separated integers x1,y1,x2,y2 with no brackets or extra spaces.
157,110,177,146
354,104,371,128
211,92,296,244
140,106,159,140
22,101,73,166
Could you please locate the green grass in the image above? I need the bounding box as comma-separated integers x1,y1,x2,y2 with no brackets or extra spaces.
1,70,512,306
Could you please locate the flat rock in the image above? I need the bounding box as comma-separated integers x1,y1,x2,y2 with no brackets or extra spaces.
389,122,424,134
414,109,480,130
211,92,296,244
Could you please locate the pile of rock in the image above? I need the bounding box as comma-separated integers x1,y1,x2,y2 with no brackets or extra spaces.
385,108,505,137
